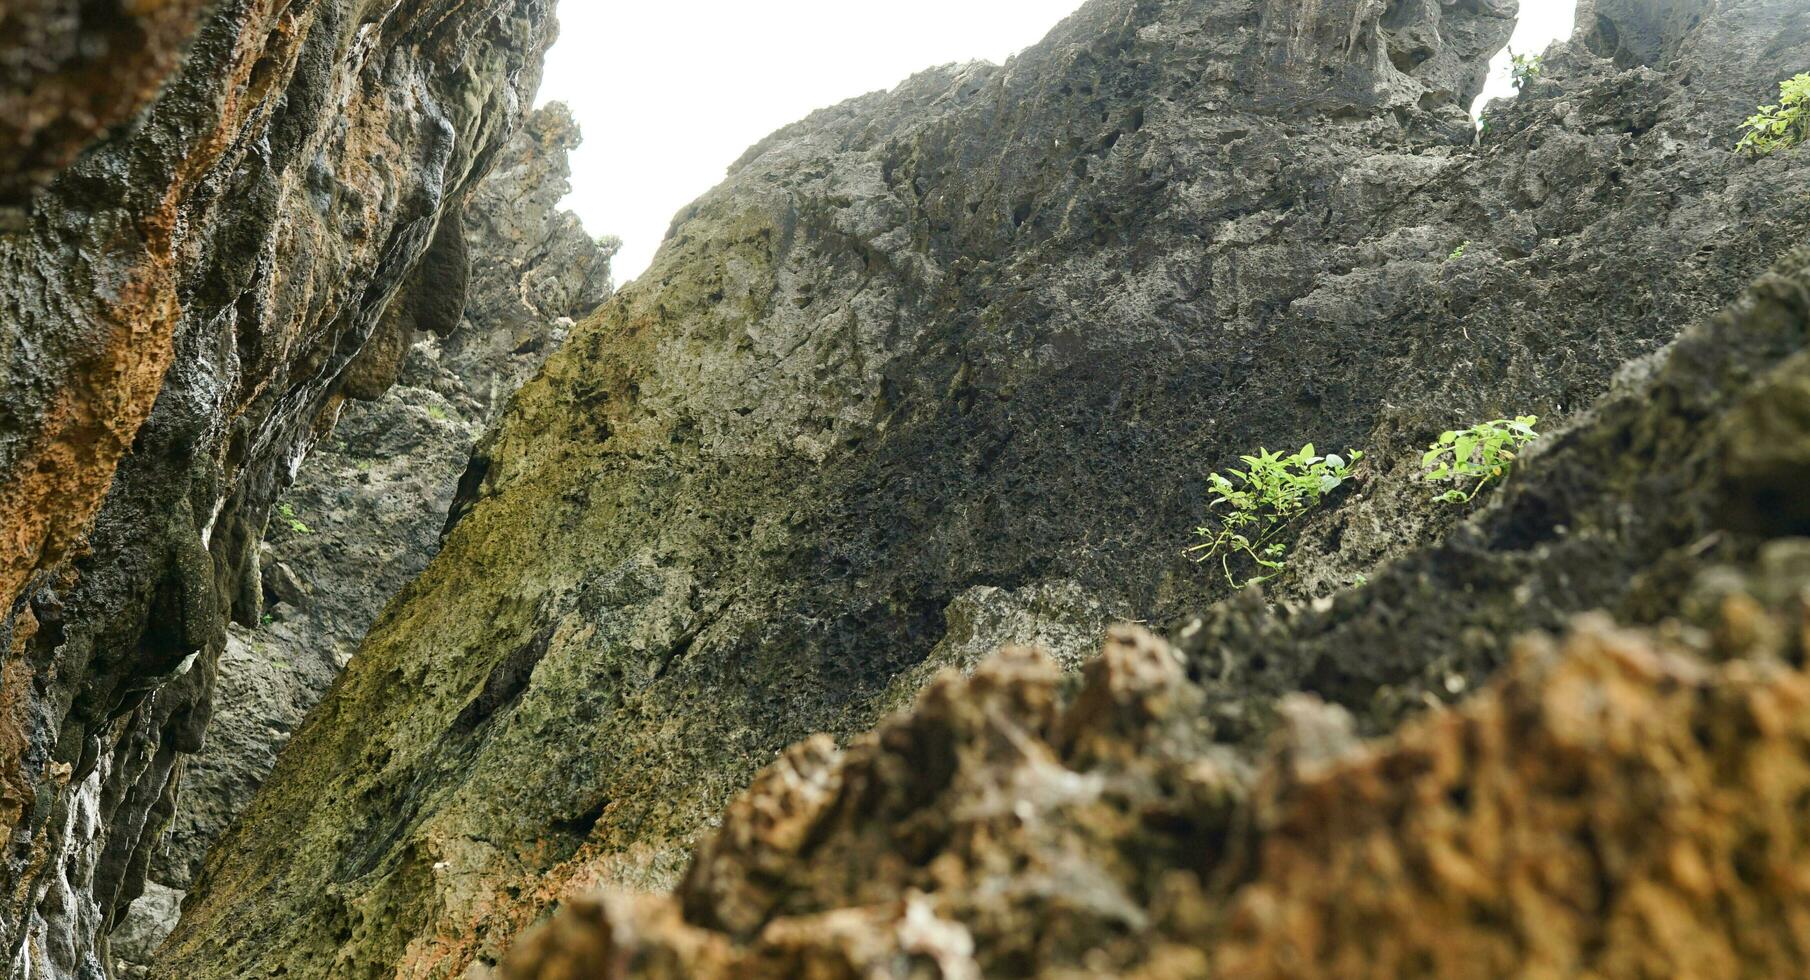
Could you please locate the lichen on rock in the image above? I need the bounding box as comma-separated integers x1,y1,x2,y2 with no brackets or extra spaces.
0,1,562,975
105,101,614,979
162,1,1810,977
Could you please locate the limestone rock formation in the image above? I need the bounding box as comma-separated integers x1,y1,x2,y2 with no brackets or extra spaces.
496,245,1810,976
162,0,1810,976
502,608,1810,979
105,102,613,978
0,1,559,976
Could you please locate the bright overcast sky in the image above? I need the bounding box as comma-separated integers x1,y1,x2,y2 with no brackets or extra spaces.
540,0,1576,284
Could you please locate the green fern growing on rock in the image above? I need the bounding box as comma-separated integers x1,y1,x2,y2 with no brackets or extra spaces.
1421,416,1539,504
1189,444,1361,588
1737,73,1809,156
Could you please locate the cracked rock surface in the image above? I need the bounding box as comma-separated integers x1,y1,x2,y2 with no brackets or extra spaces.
107,102,613,980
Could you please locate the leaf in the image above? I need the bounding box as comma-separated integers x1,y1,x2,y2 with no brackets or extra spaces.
1454,434,1478,466
1439,431,1458,445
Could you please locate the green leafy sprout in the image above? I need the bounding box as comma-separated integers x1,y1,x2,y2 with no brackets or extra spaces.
1737,73,1810,157
1420,416,1539,504
1448,241,1470,261
277,502,314,535
1510,52,1543,91
1188,444,1362,588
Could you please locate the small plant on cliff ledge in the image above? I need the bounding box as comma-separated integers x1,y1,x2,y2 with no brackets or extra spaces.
1510,52,1543,91
1737,73,1810,157
1421,416,1539,504
1189,444,1361,589
277,502,314,536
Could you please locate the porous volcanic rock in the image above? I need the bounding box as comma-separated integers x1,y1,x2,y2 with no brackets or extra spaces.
0,1,559,976
0,0,211,209
167,1,1810,977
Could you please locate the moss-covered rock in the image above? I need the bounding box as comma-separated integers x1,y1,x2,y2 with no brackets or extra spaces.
166,1,1810,975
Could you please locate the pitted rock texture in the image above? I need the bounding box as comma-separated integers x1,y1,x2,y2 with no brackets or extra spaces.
106,103,613,978
503,245,1810,979
1171,245,1810,748
0,0,210,209
499,235,1810,973
500,606,1810,979
0,1,558,976
168,1,1810,977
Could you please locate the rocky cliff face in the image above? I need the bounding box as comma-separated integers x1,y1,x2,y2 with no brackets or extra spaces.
0,1,559,977
0,1,211,210
161,0,1810,976
105,102,613,979
502,249,1810,978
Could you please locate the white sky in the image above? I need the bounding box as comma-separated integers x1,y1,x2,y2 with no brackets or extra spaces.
1476,0,1578,114
540,0,1577,284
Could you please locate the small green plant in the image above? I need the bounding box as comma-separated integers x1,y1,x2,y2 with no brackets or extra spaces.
1448,241,1470,261
1510,52,1543,91
1189,444,1362,588
1737,73,1810,157
424,405,449,422
277,502,314,535
1420,416,1539,504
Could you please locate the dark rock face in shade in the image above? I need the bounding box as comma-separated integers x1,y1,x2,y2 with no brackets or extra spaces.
164,0,1810,977
0,0,212,209
0,1,558,976
107,102,614,979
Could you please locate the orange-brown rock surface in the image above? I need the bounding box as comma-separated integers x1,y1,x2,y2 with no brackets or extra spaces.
161,0,1810,972
0,1,560,974
0,0,211,208
502,600,1810,979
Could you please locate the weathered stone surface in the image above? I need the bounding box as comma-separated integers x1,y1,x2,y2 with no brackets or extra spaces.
0,0,211,209
163,1,1810,975
499,236,1810,972
502,245,1810,978
104,101,613,978
0,1,559,976
501,604,1810,978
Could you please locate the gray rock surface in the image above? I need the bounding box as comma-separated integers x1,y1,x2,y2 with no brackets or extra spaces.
164,0,1810,977
107,103,613,977
0,2,560,977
